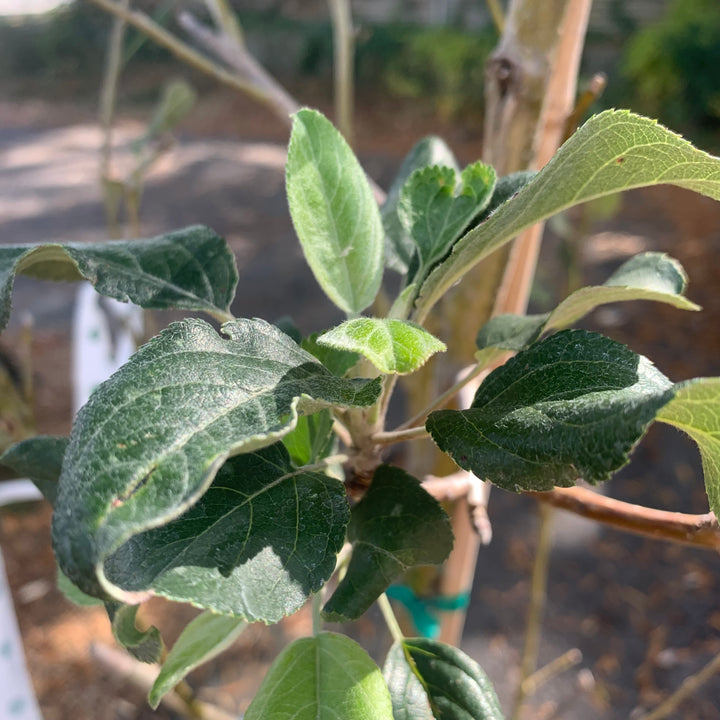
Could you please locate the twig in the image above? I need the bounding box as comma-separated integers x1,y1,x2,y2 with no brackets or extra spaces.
86,0,282,111
90,642,238,720
326,0,355,143
511,503,554,720
372,425,429,446
529,486,720,552
486,0,505,34
521,648,582,695
203,0,244,48
637,648,720,720
378,593,405,644
562,72,607,142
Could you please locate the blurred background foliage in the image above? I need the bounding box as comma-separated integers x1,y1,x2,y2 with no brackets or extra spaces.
0,0,718,146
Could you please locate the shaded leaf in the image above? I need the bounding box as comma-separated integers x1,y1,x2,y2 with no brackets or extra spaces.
318,318,446,375
382,136,459,274
245,631,393,720
417,110,720,321
384,639,504,720
657,378,720,518
107,602,164,664
149,611,246,708
57,568,104,607
282,410,336,467
101,443,349,620
429,330,674,492
52,318,379,605
0,226,237,331
287,109,384,313
302,332,360,377
323,465,452,621
0,436,67,506
399,162,496,283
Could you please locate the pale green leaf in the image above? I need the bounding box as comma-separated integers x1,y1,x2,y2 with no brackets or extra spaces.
399,162,496,283
100,443,349,621
323,465,453,621
429,330,674,492
245,632,393,720
57,568,104,607
0,226,237,330
475,253,698,355
416,110,720,321
287,109,384,313
107,602,164,664
382,136,459,274
384,639,504,720
52,318,379,605
317,318,446,375
657,378,720,518
282,410,336,467
149,611,246,709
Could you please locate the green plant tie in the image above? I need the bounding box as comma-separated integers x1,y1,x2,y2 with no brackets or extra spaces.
385,585,470,639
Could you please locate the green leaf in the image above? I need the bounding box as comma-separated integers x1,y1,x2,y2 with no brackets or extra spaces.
399,162,496,283
428,330,674,492
245,631,393,720
323,465,453,622
317,318,446,375
384,639,504,720
657,378,720,518
472,171,536,226
416,110,720,321
101,443,349,620
107,602,164,664
52,318,379,605
0,226,237,330
302,332,360,377
149,611,246,709
476,253,698,355
382,136,459,274
57,568,104,607
0,436,67,506
286,109,384,314
282,410,336,467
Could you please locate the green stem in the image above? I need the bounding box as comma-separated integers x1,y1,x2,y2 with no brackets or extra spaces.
312,591,323,637
372,425,429,446
326,0,355,144
378,593,404,644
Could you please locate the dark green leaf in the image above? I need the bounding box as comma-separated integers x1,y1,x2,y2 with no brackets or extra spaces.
57,568,104,607
382,136,459,274
416,110,720,321
101,443,349,620
0,436,68,506
429,330,674,492
107,602,164,664
657,378,720,518
384,639,504,720
399,162,496,284
149,611,246,708
476,313,548,353
323,465,453,621
0,226,237,331
286,109,384,314
52,318,379,605
472,171,536,226
245,631,393,720
317,318,446,375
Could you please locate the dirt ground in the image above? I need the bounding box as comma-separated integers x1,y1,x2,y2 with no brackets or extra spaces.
1,82,720,719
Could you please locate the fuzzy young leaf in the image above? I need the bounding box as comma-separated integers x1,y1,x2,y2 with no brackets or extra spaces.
318,318,446,375
399,162,496,283
302,333,360,377
286,109,384,314
282,410,336,467
101,443,349,620
0,435,67,505
429,330,674,492
382,136,459,274
416,110,720,321
107,603,164,664
0,226,237,330
323,466,453,622
476,253,698,355
149,611,246,709
245,631,393,720
52,318,379,605
384,639,504,720
657,378,720,518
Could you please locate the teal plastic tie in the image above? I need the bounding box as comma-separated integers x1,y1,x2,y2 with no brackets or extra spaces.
385,585,470,639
